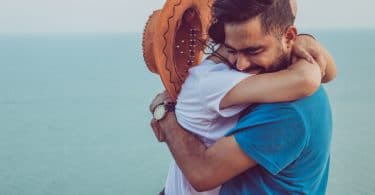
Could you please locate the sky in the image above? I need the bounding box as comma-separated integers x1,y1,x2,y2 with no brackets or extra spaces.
0,0,374,34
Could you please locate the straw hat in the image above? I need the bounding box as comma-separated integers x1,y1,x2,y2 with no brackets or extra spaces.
142,0,213,101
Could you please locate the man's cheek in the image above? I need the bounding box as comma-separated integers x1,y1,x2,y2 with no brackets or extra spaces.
256,54,274,68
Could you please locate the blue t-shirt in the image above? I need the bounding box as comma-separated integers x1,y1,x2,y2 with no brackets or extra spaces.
220,86,332,195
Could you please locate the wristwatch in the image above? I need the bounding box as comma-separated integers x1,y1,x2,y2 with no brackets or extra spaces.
153,102,175,121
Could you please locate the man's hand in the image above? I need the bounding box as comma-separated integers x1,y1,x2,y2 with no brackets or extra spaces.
293,35,327,77
149,90,174,113
149,91,176,142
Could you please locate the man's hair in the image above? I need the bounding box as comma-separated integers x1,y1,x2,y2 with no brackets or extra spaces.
208,0,295,44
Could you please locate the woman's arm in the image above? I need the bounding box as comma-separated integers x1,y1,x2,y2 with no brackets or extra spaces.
293,34,336,83
220,59,321,109
320,45,336,83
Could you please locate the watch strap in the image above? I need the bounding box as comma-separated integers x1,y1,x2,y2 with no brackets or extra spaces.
164,102,176,112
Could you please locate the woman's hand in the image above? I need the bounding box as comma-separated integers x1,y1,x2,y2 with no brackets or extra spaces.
293,35,328,77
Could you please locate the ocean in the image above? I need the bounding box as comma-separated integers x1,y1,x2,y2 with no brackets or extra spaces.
0,31,374,194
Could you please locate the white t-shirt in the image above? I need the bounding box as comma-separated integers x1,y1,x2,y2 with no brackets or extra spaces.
164,59,252,195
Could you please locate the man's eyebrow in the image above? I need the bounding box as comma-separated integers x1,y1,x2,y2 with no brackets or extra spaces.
223,43,262,53
242,46,263,52
223,43,236,51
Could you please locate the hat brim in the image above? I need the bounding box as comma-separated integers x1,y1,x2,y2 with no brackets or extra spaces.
142,0,213,101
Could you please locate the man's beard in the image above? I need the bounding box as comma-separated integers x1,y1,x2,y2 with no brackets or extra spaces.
266,51,291,73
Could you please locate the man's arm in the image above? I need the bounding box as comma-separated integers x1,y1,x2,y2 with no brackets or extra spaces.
151,100,307,191
151,113,257,191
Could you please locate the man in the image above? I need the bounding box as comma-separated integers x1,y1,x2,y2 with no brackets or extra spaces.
151,0,334,194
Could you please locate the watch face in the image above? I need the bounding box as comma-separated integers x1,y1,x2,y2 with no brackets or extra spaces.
153,104,166,120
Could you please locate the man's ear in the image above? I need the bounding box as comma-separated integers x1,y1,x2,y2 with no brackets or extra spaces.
284,26,297,48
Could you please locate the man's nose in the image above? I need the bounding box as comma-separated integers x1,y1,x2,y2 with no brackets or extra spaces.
236,55,251,71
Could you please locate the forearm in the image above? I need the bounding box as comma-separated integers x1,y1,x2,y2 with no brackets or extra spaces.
221,59,321,108
163,117,215,189
154,112,257,191
321,46,337,83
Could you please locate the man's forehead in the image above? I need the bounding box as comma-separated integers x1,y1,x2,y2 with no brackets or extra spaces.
223,18,266,50
223,31,267,51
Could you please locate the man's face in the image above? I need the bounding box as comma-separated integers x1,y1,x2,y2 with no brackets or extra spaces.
223,17,292,74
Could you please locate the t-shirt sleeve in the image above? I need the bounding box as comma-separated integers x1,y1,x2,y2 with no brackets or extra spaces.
199,67,252,117
228,103,308,175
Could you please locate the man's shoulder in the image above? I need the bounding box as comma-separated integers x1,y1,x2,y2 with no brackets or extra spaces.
228,102,306,135
232,86,330,135
249,102,302,117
